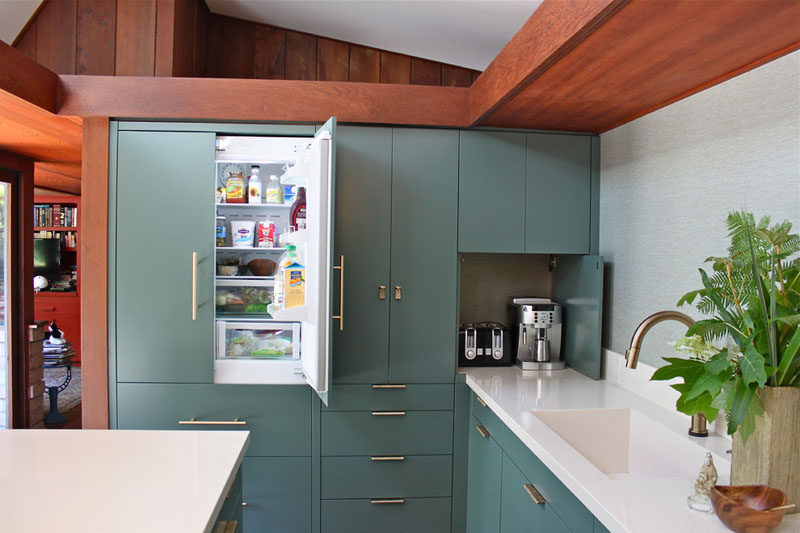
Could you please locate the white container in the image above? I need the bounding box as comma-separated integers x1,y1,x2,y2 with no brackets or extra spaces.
248,166,262,204
230,220,256,248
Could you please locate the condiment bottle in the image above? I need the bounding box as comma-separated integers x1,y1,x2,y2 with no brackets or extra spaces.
290,186,307,230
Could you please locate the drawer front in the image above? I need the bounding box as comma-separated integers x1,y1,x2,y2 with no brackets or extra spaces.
501,423,594,533
321,411,454,456
116,383,312,456
322,497,451,533
323,384,454,411
242,457,311,533
321,455,452,499
470,392,506,440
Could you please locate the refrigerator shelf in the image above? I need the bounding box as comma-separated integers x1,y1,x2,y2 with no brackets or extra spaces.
216,203,291,209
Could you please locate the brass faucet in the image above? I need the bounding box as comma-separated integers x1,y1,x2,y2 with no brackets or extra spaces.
625,310,708,437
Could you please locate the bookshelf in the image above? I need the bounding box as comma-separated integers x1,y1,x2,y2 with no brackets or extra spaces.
33,195,81,363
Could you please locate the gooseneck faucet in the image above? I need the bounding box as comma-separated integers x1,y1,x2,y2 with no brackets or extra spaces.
625,310,708,437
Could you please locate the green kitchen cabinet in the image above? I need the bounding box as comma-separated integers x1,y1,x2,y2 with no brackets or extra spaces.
321,455,452,499
389,128,458,383
115,130,216,383
332,127,458,384
115,383,312,456
526,134,592,254
321,498,452,533
466,415,502,533
499,454,570,533
458,131,526,253
242,457,312,533
332,127,393,384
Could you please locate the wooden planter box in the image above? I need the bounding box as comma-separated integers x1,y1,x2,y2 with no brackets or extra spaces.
732,387,800,514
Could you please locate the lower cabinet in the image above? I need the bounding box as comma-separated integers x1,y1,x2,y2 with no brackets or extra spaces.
115,384,312,533
466,392,602,533
242,457,312,533
321,498,452,533
500,454,569,533
466,415,502,533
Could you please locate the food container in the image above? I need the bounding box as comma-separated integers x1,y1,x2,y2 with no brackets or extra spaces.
215,278,273,316
216,320,300,360
217,264,238,276
230,220,256,248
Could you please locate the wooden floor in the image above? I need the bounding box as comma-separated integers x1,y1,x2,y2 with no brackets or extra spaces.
44,403,81,429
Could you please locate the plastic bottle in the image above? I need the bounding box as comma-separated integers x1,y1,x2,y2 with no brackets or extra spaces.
290,186,307,230
272,245,297,311
265,175,283,204
248,166,262,204
283,258,305,309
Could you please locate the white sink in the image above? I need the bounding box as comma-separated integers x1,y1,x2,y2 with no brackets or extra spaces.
533,408,722,480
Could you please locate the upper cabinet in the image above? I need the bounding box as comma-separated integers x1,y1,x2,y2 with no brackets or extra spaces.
458,132,594,255
333,127,458,385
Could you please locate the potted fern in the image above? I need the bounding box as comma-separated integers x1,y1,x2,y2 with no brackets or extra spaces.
651,211,799,511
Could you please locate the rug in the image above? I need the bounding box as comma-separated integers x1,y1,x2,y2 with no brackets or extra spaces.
43,366,81,414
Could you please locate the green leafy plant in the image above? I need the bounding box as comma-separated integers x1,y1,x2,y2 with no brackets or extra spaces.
651,211,800,441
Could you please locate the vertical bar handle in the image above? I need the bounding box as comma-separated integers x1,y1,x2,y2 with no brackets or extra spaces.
332,255,344,331
191,252,198,321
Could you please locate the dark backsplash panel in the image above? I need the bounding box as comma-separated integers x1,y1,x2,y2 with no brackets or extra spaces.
459,253,552,329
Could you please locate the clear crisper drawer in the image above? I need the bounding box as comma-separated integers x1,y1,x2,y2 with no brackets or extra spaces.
216,278,274,318
216,320,301,361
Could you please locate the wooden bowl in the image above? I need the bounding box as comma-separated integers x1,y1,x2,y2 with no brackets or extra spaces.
710,485,789,533
248,259,276,277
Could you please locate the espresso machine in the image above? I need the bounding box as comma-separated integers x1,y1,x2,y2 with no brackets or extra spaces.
513,298,565,370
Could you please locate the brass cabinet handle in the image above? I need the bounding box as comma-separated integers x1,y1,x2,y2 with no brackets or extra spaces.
371,411,406,416
241,502,248,507
371,456,405,461
394,286,402,300
524,483,546,504
475,425,490,438
378,285,386,300
476,396,488,407
178,418,246,425
370,499,405,504
371,384,407,389
191,252,198,320
332,255,344,331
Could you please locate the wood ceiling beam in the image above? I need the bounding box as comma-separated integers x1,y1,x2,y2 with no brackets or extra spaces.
0,41,59,112
469,0,628,126
472,0,800,133
57,76,470,127
34,162,82,195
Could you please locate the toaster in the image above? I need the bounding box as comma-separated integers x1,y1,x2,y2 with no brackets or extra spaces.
458,322,513,367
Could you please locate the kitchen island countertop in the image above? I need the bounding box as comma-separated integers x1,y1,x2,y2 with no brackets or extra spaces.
0,429,249,533
462,366,799,533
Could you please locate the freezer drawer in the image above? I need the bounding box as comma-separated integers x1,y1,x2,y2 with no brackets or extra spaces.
216,320,300,361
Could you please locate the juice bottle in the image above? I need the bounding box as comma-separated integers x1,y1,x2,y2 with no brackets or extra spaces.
225,172,246,203
265,175,283,204
284,260,305,309
272,245,297,311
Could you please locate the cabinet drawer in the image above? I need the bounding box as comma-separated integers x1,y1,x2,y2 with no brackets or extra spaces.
321,411,454,456
321,455,452,499
322,497,451,533
116,383,312,456
323,384,454,411
470,392,506,441
501,422,594,533
242,457,311,533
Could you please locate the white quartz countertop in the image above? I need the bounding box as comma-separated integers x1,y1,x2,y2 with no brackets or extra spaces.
0,429,250,533
462,366,800,533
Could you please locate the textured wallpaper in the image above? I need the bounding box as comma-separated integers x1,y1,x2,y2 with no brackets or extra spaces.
599,51,800,367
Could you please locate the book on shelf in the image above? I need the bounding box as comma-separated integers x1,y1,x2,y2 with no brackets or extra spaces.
34,230,77,248
34,204,78,228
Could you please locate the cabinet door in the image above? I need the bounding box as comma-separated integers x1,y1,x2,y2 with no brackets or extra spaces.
242,457,311,533
500,454,570,533
526,134,591,254
389,129,458,383
459,131,526,253
466,415,502,533
332,127,392,383
115,131,215,383
553,255,604,380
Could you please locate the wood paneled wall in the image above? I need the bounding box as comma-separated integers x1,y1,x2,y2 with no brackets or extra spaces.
14,0,479,86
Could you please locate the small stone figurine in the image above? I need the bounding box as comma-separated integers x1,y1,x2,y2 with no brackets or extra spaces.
688,452,718,512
